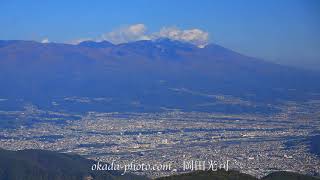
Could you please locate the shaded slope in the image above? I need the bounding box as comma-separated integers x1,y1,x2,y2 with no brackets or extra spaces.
0,149,146,180
157,170,257,180
157,170,319,180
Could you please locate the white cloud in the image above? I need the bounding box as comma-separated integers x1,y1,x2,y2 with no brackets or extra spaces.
156,27,209,47
101,24,151,44
71,24,210,47
41,38,50,43
68,38,93,45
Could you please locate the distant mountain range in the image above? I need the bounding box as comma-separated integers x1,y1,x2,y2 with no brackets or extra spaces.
0,149,318,180
0,39,319,112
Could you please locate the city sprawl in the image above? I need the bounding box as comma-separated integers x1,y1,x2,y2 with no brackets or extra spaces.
0,97,319,178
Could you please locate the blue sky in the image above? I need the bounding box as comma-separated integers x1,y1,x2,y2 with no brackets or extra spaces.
1,0,319,69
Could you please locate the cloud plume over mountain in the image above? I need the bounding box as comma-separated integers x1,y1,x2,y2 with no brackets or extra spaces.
157,27,209,48
72,24,209,47
101,24,151,44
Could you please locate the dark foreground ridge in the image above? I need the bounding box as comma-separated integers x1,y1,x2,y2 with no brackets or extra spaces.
157,170,257,180
157,169,320,180
0,149,318,180
0,148,146,180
